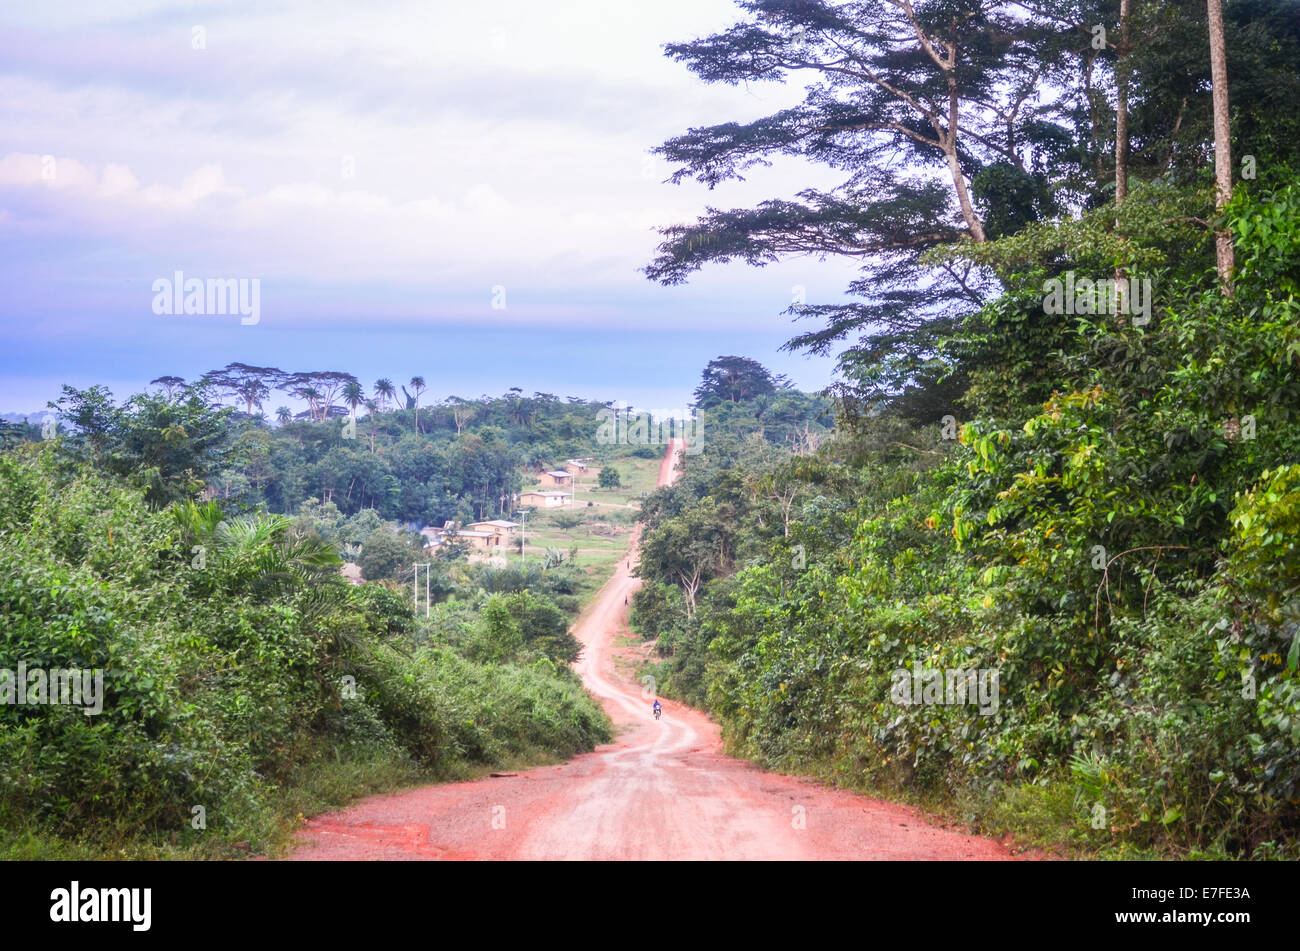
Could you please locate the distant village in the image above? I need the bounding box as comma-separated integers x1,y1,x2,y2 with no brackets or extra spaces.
420,458,599,552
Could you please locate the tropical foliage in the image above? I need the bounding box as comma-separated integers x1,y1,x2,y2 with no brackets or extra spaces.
634,0,1300,857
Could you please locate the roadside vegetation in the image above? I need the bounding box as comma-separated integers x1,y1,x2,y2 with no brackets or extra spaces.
0,391,612,859
632,0,1300,859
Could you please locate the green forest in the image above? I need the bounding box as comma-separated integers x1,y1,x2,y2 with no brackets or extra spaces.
0,386,629,858
3,0,1299,863
629,0,1300,858
0,364,832,858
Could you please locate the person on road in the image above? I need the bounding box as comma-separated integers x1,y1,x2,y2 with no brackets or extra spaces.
652,699,662,718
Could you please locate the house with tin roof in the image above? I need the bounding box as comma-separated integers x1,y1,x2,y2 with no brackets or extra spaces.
520,490,570,508
539,469,573,488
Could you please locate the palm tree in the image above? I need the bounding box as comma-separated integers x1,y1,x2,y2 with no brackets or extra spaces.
374,378,396,412
173,505,344,612
409,376,426,434
173,498,224,542
363,399,379,453
288,381,323,421
343,380,364,421
213,513,342,593
275,406,292,425
302,387,323,421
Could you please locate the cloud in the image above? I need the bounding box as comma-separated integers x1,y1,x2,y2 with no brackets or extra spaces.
138,164,238,207
0,0,862,386
100,162,139,195
0,147,743,290
0,152,96,188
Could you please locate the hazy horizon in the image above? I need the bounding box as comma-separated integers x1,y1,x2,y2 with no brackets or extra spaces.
1,0,853,413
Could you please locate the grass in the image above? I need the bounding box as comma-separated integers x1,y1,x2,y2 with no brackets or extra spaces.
525,450,663,510
516,494,638,575
580,450,663,502
514,448,663,577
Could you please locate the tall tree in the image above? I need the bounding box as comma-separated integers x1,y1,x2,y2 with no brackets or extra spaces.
408,376,426,434
312,371,360,420
201,363,285,419
343,380,365,420
288,382,323,422
694,355,779,408
51,383,236,506
48,384,117,461
149,375,186,400
374,378,396,412
363,399,379,453
448,397,476,435
639,499,730,618
1206,0,1235,288
1116,0,1133,205
645,0,1071,406
283,371,357,421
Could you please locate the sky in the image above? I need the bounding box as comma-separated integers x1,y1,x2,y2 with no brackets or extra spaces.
0,0,863,414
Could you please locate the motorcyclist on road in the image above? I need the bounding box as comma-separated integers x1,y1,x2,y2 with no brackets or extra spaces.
652,699,662,719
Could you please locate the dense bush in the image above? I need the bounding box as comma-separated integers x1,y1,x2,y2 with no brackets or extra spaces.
358,530,424,582
632,188,1300,857
0,446,609,857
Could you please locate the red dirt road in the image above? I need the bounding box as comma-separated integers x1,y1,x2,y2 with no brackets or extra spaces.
288,441,1015,860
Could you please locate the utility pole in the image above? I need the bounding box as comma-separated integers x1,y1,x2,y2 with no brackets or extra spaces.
413,562,431,617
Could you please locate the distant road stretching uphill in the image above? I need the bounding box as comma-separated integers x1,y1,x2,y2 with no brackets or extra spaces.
288,440,1017,860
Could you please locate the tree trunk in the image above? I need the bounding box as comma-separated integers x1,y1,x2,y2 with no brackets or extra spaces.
1084,52,1106,184
1115,0,1132,205
1115,0,1133,319
943,73,986,243
1207,0,1235,290
945,150,986,243
679,569,702,619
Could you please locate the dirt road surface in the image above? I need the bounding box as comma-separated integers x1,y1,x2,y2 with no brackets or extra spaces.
288,440,1016,860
